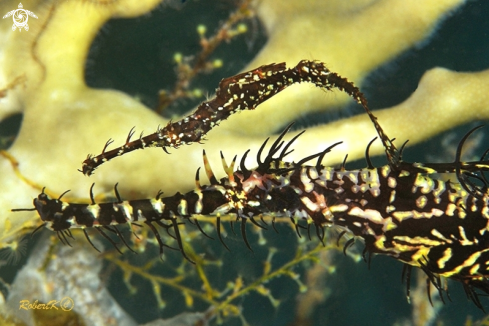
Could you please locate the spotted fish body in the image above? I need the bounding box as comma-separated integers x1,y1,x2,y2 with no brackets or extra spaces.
80,60,370,176
233,150,489,293
304,163,489,283
25,124,489,307
14,60,489,309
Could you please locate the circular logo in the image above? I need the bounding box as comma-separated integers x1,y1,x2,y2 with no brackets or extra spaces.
13,10,28,28
60,297,74,311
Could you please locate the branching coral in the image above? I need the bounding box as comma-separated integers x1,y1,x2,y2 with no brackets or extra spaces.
1,0,489,324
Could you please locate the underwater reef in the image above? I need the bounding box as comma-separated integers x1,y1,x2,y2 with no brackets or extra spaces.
1,0,489,325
